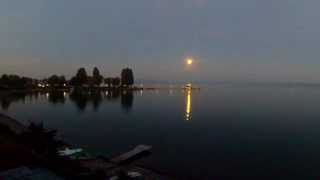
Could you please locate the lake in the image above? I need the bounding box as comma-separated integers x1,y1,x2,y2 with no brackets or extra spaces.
1,84,320,179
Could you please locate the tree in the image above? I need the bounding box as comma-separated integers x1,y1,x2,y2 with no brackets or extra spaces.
0,74,40,89
0,74,9,88
77,68,88,85
47,75,66,87
112,77,121,87
0,74,8,84
3,75,29,89
59,76,66,85
48,75,60,87
104,78,112,87
104,77,120,88
70,68,88,86
121,68,134,86
92,67,103,86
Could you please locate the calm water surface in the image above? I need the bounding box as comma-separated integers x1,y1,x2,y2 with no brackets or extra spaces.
1,84,320,179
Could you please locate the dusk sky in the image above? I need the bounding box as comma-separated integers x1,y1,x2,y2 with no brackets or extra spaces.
1,0,320,82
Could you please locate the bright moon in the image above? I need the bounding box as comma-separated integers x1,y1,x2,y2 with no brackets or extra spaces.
187,59,193,65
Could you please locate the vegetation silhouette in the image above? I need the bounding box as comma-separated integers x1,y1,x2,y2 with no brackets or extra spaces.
19,122,64,158
0,67,135,91
0,74,37,89
21,122,87,178
121,68,134,86
92,67,103,87
69,68,88,87
104,77,121,88
112,77,121,87
104,78,112,87
47,75,66,88
0,66,137,112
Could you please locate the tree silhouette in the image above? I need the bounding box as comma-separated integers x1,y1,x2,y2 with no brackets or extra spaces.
121,68,134,86
0,74,9,86
48,75,59,85
48,75,66,87
104,78,112,87
70,68,88,86
59,76,66,85
105,77,120,88
112,77,121,87
0,74,34,89
0,75,8,89
92,67,103,87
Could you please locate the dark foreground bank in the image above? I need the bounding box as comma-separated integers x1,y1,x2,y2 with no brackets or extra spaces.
0,113,176,180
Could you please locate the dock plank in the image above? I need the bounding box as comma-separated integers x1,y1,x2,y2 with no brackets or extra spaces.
111,145,152,164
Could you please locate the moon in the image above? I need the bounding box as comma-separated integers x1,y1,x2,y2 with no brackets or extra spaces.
186,58,193,65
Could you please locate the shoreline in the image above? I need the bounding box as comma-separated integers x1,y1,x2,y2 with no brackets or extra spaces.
0,86,200,97
0,85,200,91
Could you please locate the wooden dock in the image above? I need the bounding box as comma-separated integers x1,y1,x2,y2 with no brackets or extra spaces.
111,145,152,164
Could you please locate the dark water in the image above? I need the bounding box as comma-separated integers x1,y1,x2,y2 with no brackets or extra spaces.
1,85,320,179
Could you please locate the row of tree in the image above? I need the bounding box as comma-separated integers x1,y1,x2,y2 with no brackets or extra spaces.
0,74,36,89
69,67,134,87
0,67,134,89
47,75,67,88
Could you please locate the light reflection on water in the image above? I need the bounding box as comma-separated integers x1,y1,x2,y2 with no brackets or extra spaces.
185,86,192,121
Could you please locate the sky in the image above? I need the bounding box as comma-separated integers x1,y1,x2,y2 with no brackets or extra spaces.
1,0,320,83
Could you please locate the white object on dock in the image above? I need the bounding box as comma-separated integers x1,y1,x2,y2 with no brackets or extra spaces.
111,145,152,164
58,148,83,156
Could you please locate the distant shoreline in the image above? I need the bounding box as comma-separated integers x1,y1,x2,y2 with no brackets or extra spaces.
0,85,200,93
